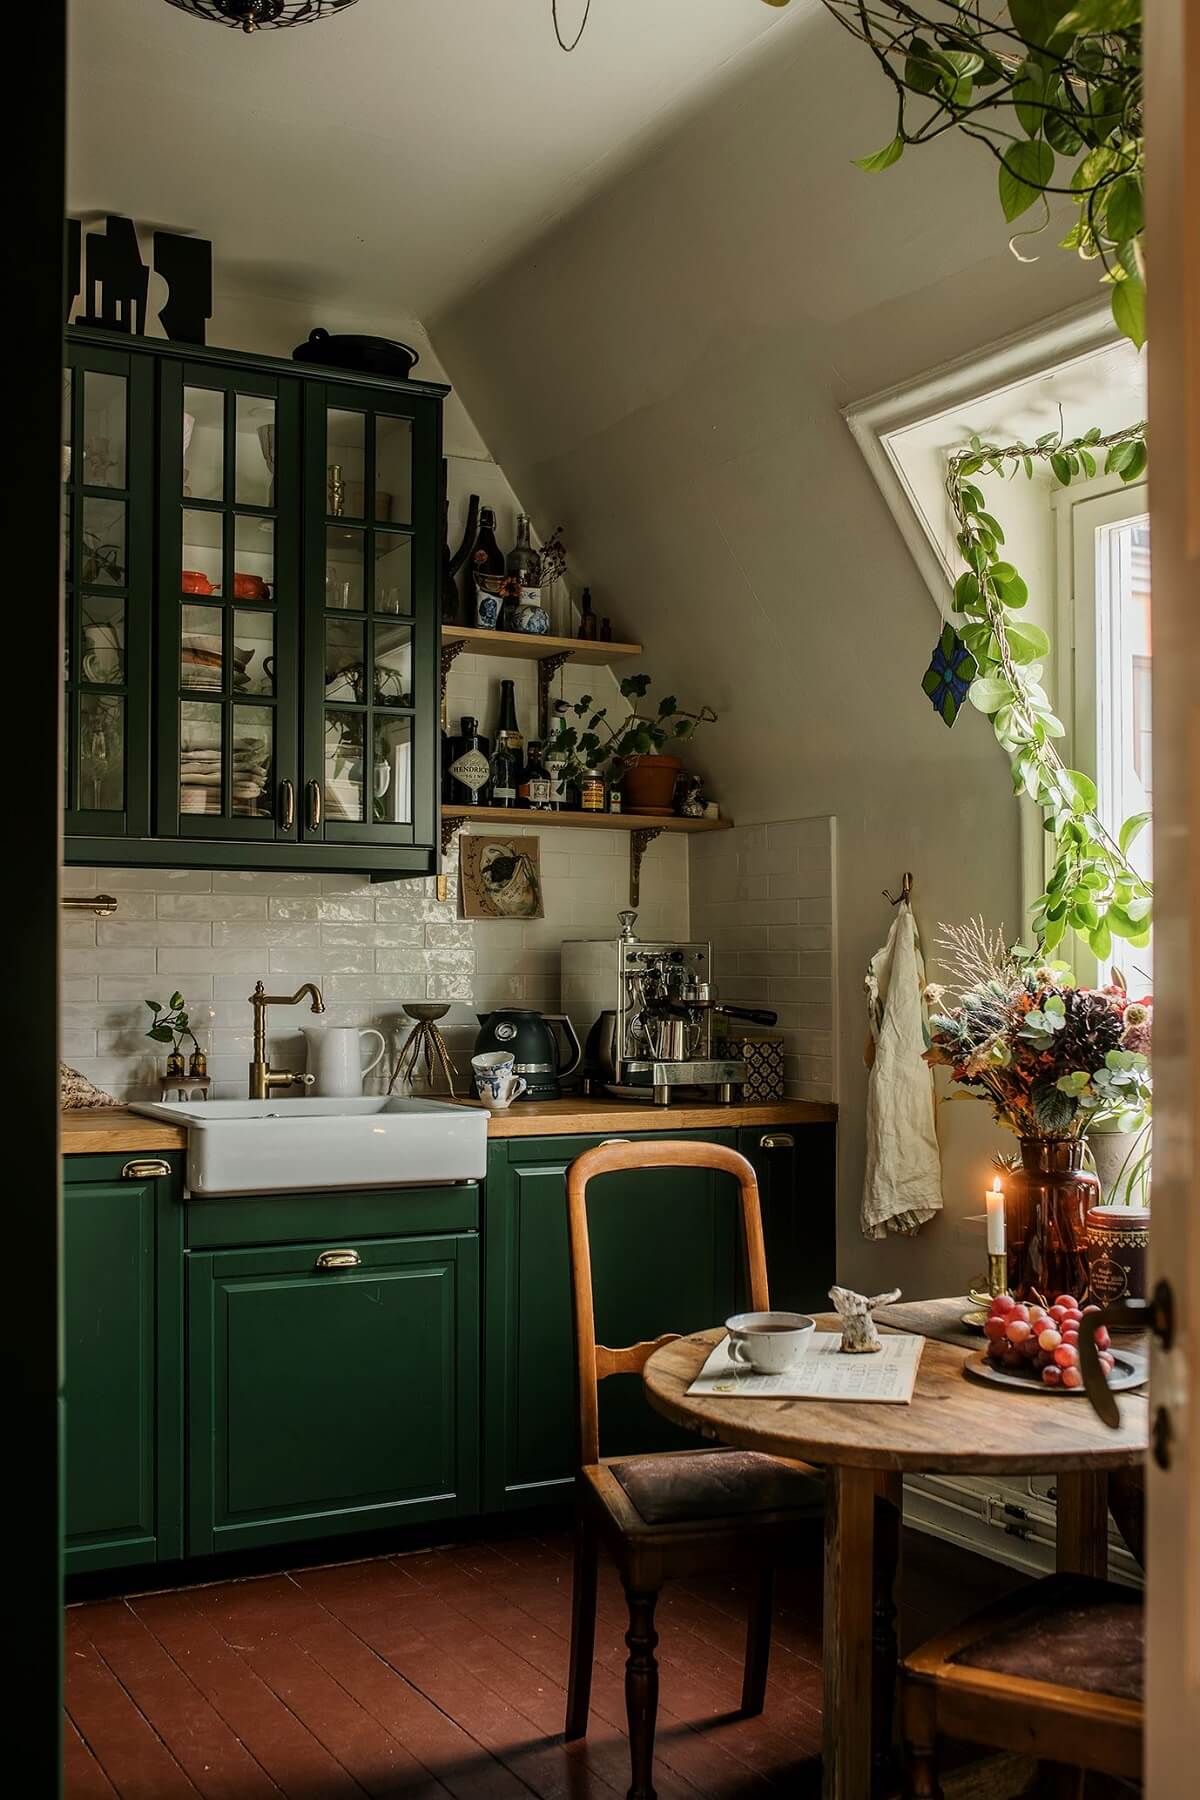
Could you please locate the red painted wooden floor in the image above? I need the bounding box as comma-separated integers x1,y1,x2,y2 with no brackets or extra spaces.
65,1525,1021,1798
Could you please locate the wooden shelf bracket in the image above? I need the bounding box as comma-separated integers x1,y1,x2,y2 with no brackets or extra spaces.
537,650,573,739
629,826,665,907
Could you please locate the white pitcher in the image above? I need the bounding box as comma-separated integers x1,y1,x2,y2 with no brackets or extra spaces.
302,1024,386,1097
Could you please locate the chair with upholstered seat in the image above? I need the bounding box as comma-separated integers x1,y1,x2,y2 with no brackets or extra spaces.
901,1573,1144,1798
563,1138,821,1800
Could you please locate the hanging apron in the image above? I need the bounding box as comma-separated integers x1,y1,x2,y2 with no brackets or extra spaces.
861,900,943,1238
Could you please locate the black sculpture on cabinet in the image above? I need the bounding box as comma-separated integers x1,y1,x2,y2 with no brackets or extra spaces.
81,215,149,334
153,230,213,345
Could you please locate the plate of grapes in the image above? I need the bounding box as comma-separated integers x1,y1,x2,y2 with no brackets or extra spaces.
964,1292,1147,1395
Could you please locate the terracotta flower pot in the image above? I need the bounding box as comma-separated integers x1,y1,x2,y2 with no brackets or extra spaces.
622,754,682,816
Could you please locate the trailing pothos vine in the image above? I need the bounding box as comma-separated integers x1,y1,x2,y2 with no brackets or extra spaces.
763,1,1145,348
942,420,1151,959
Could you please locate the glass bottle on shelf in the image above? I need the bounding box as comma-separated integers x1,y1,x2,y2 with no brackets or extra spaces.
471,508,505,578
543,738,569,811
446,716,491,805
490,680,524,808
505,513,540,592
578,587,598,642
519,741,553,810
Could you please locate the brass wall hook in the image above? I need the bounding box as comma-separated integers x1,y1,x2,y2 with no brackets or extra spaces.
881,872,914,906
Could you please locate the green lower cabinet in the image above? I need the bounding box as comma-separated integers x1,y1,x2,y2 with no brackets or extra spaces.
63,1154,184,1574
737,1121,837,1315
482,1130,743,1515
187,1231,480,1555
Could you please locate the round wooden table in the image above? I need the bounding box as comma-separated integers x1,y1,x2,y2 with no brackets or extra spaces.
643,1321,1147,1800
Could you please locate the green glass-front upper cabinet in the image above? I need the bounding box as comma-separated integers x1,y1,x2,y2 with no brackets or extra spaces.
300,380,439,862
64,329,446,878
63,341,155,842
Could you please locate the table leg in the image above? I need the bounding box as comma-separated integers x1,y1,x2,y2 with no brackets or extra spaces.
872,1471,903,1791
1056,1470,1109,1576
823,1464,877,1800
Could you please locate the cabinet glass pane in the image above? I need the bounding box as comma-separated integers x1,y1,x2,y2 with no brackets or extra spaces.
62,495,73,580
181,699,222,816
182,508,222,596
182,602,223,691
326,410,366,519
325,711,364,821
375,623,413,706
235,610,274,695
234,513,274,600
184,386,224,502
325,526,364,610
81,595,125,686
62,370,72,481
325,617,365,702
79,693,124,811
82,371,126,488
373,717,412,824
374,532,412,615
81,497,126,586
233,705,273,819
236,394,275,507
375,415,411,522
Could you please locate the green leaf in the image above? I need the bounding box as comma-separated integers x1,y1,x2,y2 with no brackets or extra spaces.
856,136,904,172
1120,440,1147,483
1050,453,1072,485
969,675,1012,715
1063,770,1099,814
656,695,677,717
954,571,981,612
1060,0,1140,28
1119,811,1151,855
1105,440,1137,475
1112,275,1146,350
148,1026,174,1044
1012,60,1047,138
1006,621,1051,664
1105,174,1143,245
145,998,161,1011
991,566,1029,608
903,38,939,96
1089,919,1114,962
999,140,1055,223
1033,1080,1077,1132
169,991,184,1009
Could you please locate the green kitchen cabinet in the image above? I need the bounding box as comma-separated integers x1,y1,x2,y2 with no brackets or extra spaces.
738,1121,837,1315
63,1153,184,1574
64,327,446,880
187,1229,479,1555
482,1130,743,1515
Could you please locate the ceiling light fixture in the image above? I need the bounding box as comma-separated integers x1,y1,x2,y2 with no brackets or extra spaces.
161,0,360,33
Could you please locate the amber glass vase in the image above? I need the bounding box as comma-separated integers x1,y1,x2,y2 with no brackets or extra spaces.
1005,1138,1099,1303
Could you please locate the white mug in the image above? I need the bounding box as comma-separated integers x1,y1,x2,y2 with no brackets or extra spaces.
472,1050,528,1111
303,1024,386,1097
725,1311,815,1375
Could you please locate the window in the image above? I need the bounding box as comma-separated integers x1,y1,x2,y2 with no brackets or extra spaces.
1059,483,1152,987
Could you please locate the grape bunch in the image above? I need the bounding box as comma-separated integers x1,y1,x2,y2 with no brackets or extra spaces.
983,1293,1114,1390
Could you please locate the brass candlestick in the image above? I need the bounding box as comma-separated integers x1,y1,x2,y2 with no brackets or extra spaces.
969,1254,1009,1308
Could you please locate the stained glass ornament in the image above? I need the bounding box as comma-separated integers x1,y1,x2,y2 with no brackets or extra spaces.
922,622,977,728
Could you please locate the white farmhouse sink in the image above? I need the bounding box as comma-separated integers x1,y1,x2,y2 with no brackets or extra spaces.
130,1096,487,1196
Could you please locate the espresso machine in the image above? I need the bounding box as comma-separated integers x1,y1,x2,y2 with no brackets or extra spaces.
561,912,773,1104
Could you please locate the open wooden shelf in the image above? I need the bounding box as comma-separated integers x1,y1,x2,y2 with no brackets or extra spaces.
441,624,643,664
441,805,730,833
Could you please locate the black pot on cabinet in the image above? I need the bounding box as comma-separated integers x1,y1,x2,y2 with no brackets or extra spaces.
473,1009,582,1101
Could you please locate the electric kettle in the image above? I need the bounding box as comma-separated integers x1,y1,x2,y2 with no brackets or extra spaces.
473,1008,582,1101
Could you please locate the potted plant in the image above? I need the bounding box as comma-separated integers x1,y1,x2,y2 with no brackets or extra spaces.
145,992,205,1079
924,922,1151,1301
547,677,717,815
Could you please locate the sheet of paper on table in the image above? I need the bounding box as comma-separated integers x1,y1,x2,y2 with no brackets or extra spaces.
687,1330,925,1404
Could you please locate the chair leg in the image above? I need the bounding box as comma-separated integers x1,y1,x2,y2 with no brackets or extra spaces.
740,1565,773,1716
902,1677,943,1800
565,1512,599,1741
623,1587,661,1800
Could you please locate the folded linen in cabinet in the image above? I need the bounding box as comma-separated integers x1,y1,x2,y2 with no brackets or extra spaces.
861,899,943,1238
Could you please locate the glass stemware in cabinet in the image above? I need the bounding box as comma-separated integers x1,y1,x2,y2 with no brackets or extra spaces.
324,712,365,822
79,693,124,812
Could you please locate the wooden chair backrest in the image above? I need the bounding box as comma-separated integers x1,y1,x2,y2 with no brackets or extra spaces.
565,1137,770,1467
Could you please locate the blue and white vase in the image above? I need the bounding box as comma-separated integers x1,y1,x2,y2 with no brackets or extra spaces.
474,584,501,630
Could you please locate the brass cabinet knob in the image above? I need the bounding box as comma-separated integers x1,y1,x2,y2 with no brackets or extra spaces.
122,1158,171,1180
314,1248,361,1271
759,1133,795,1150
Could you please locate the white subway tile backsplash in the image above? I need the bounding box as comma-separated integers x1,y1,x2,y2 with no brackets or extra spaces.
157,893,268,921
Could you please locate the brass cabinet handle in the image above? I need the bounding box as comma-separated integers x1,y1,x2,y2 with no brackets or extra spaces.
599,1138,632,1147
759,1133,795,1150
306,779,321,831
315,1248,361,1271
122,1158,171,1180
278,779,295,830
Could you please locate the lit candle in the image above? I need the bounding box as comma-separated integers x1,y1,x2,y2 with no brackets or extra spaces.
986,1177,1006,1257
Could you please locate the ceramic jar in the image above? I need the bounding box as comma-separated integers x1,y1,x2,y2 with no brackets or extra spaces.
1086,1204,1151,1304
1005,1138,1099,1303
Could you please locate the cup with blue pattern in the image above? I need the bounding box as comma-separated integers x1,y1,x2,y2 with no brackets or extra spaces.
472,1049,528,1110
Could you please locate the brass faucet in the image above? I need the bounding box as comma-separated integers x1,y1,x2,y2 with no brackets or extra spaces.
248,979,326,1100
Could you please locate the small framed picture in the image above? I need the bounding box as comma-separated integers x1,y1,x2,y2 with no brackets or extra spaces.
460,834,544,921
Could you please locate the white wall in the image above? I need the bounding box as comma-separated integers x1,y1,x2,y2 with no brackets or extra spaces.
431,10,1101,1294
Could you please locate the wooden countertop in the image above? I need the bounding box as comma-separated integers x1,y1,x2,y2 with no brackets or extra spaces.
62,1097,834,1155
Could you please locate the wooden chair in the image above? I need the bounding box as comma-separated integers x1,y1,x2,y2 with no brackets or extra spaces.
901,1573,1143,1798
563,1138,821,1800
